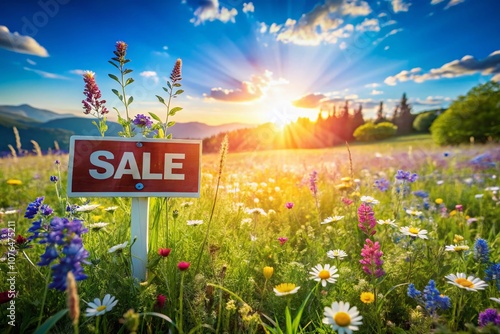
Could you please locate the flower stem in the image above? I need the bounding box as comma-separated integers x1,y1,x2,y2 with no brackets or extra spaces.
178,272,185,334
37,271,51,328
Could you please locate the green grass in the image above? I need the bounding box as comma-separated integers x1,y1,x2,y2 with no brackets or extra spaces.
0,138,499,333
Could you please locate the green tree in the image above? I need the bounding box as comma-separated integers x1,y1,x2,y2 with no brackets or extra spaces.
413,109,442,133
430,81,500,145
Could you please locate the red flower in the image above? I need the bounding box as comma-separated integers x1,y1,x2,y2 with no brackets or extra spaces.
155,294,166,309
278,237,288,246
15,234,27,245
158,248,171,257
0,291,14,304
177,261,190,271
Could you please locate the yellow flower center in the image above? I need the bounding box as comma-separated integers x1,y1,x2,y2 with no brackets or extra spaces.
409,227,420,235
319,270,331,279
454,245,469,251
96,305,107,312
275,283,296,293
455,278,474,288
334,311,351,327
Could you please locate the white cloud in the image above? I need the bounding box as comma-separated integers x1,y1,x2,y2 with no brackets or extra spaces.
190,0,238,26
431,0,445,4
371,89,383,95
355,18,380,32
445,0,465,9
391,0,411,13
259,22,268,33
341,0,372,16
140,71,159,84
0,25,48,57
243,2,254,13
365,83,380,88
269,23,281,34
339,41,347,50
24,67,68,80
70,69,87,76
384,50,500,85
26,58,36,65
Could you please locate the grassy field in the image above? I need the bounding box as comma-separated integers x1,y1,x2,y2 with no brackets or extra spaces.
0,135,499,333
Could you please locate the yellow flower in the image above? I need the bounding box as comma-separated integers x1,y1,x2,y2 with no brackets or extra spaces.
449,210,457,217
435,198,443,205
6,179,22,186
453,234,464,243
273,283,300,296
360,292,375,304
263,266,274,280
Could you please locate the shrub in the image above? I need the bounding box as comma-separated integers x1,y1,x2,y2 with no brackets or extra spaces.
413,110,440,132
430,81,500,145
354,122,397,141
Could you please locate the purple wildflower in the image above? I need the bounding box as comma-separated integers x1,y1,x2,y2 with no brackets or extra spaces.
478,308,500,327
114,41,128,65
82,71,108,116
374,178,390,191
285,202,294,209
50,175,58,183
357,203,376,236
133,114,153,128
395,170,418,183
278,237,288,246
360,239,385,278
24,197,44,219
309,171,318,196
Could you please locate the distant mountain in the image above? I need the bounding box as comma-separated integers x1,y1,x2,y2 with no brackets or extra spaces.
0,104,74,122
0,105,254,154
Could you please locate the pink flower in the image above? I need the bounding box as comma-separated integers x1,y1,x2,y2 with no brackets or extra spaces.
285,202,294,209
158,248,171,257
155,294,166,309
455,204,463,212
114,41,128,64
170,59,182,83
357,203,377,236
309,171,318,196
342,197,354,206
360,239,385,278
82,71,108,115
278,237,288,246
177,261,190,271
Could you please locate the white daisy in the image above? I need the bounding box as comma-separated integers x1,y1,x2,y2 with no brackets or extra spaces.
244,208,267,216
4,209,19,215
321,216,344,225
108,241,128,253
405,208,423,217
75,204,100,212
187,220,203,226
490,297,500,304
309,264,339,287
444,244,469,252
327,249,348,260
400,226,428,239
360,196,379,205
445,273,488,291
104,206,119,212
85,294,118,317
273,283,300,296
377,219,397,227
323,301,363,334
88,222,109,230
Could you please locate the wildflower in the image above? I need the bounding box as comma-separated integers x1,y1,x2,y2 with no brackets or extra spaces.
478,308,500,327
309,171,318,196
309,264,339,287
400,226,428,239
491,298,500,304
133,114,153,128
455,204,463,212
24,196,44,219
6,179,22,185
120,309,140,333
178,261,190,271
395,170,418,183
405,208,423,217
376,219,397,227
435,198,443,205
321,216,344,224
104,206,119,212
408,280,450,315
475,194,484,199
374,178,390,191
187,220,203,226
360,239,385,278
273,283,300,296
474,238,490,263
453,234,464,243
327,249,348,260
263,266,274,279
108,241,128,253
88,222,109,230
357,203,376,236
75,204,100,212
40,204,53,216
285,202,294,209
323,301,363,333
412,190,429,198
485,263,500,290
114,41,128,64
85,294,118,317
407,284,422,299
170,58,182,83
158,248,171,257
277,237,288,246
81,71,108,115
244,208,267,216
66,271,80,326
342,197,354,205
155,294,166,309
445,244,469,252
360,292,375,304
50,175,58,183
0,291,15,304
360,196,379,205
445,273,488,291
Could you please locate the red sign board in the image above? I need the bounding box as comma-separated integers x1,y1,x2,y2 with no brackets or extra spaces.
67,136,201,197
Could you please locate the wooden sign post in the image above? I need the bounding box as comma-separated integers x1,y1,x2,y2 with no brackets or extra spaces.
67,135,201,281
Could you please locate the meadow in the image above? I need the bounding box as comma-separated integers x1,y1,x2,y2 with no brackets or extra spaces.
1,134,500,333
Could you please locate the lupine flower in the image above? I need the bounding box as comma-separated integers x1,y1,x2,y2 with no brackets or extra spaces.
445,273,488,291
24,196,44,219
29,216,90,290
478,308,500,327
485,263,500,290
277,237,288,246
374,178,390,191
474,238,489,264
323,301,363,333
407,280,450,315
170,58,182,83
273,283,300,296
178,261,190,271
357,203,376,236
85,294,118,317
285,202,294,209
407,284,421,299
360,239,385,278
40,204,53,216
395,170,418,182
82,71,108,115
133,114,153,128
309,171,318,196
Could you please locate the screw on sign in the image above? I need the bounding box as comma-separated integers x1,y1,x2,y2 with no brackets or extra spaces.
67,135,202,281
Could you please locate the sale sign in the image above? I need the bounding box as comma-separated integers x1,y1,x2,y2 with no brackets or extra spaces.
67,136,201,197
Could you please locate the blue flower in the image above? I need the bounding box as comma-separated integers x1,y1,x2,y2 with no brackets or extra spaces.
50,175,58,183
486,263,500,290
470,153,495,168
423,280,451,314
374,178,390,191
40,204,53,216
24,197,44,219
474,238,490,264
395,170,418,183
407,283,421,298
412,190,429,198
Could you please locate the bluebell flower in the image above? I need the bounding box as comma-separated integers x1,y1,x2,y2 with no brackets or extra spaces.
474,238,490,264
24,196,44,219
486,263,500,290
374,178,390,191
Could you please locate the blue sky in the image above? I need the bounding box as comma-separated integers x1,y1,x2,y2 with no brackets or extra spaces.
1,0,499,125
